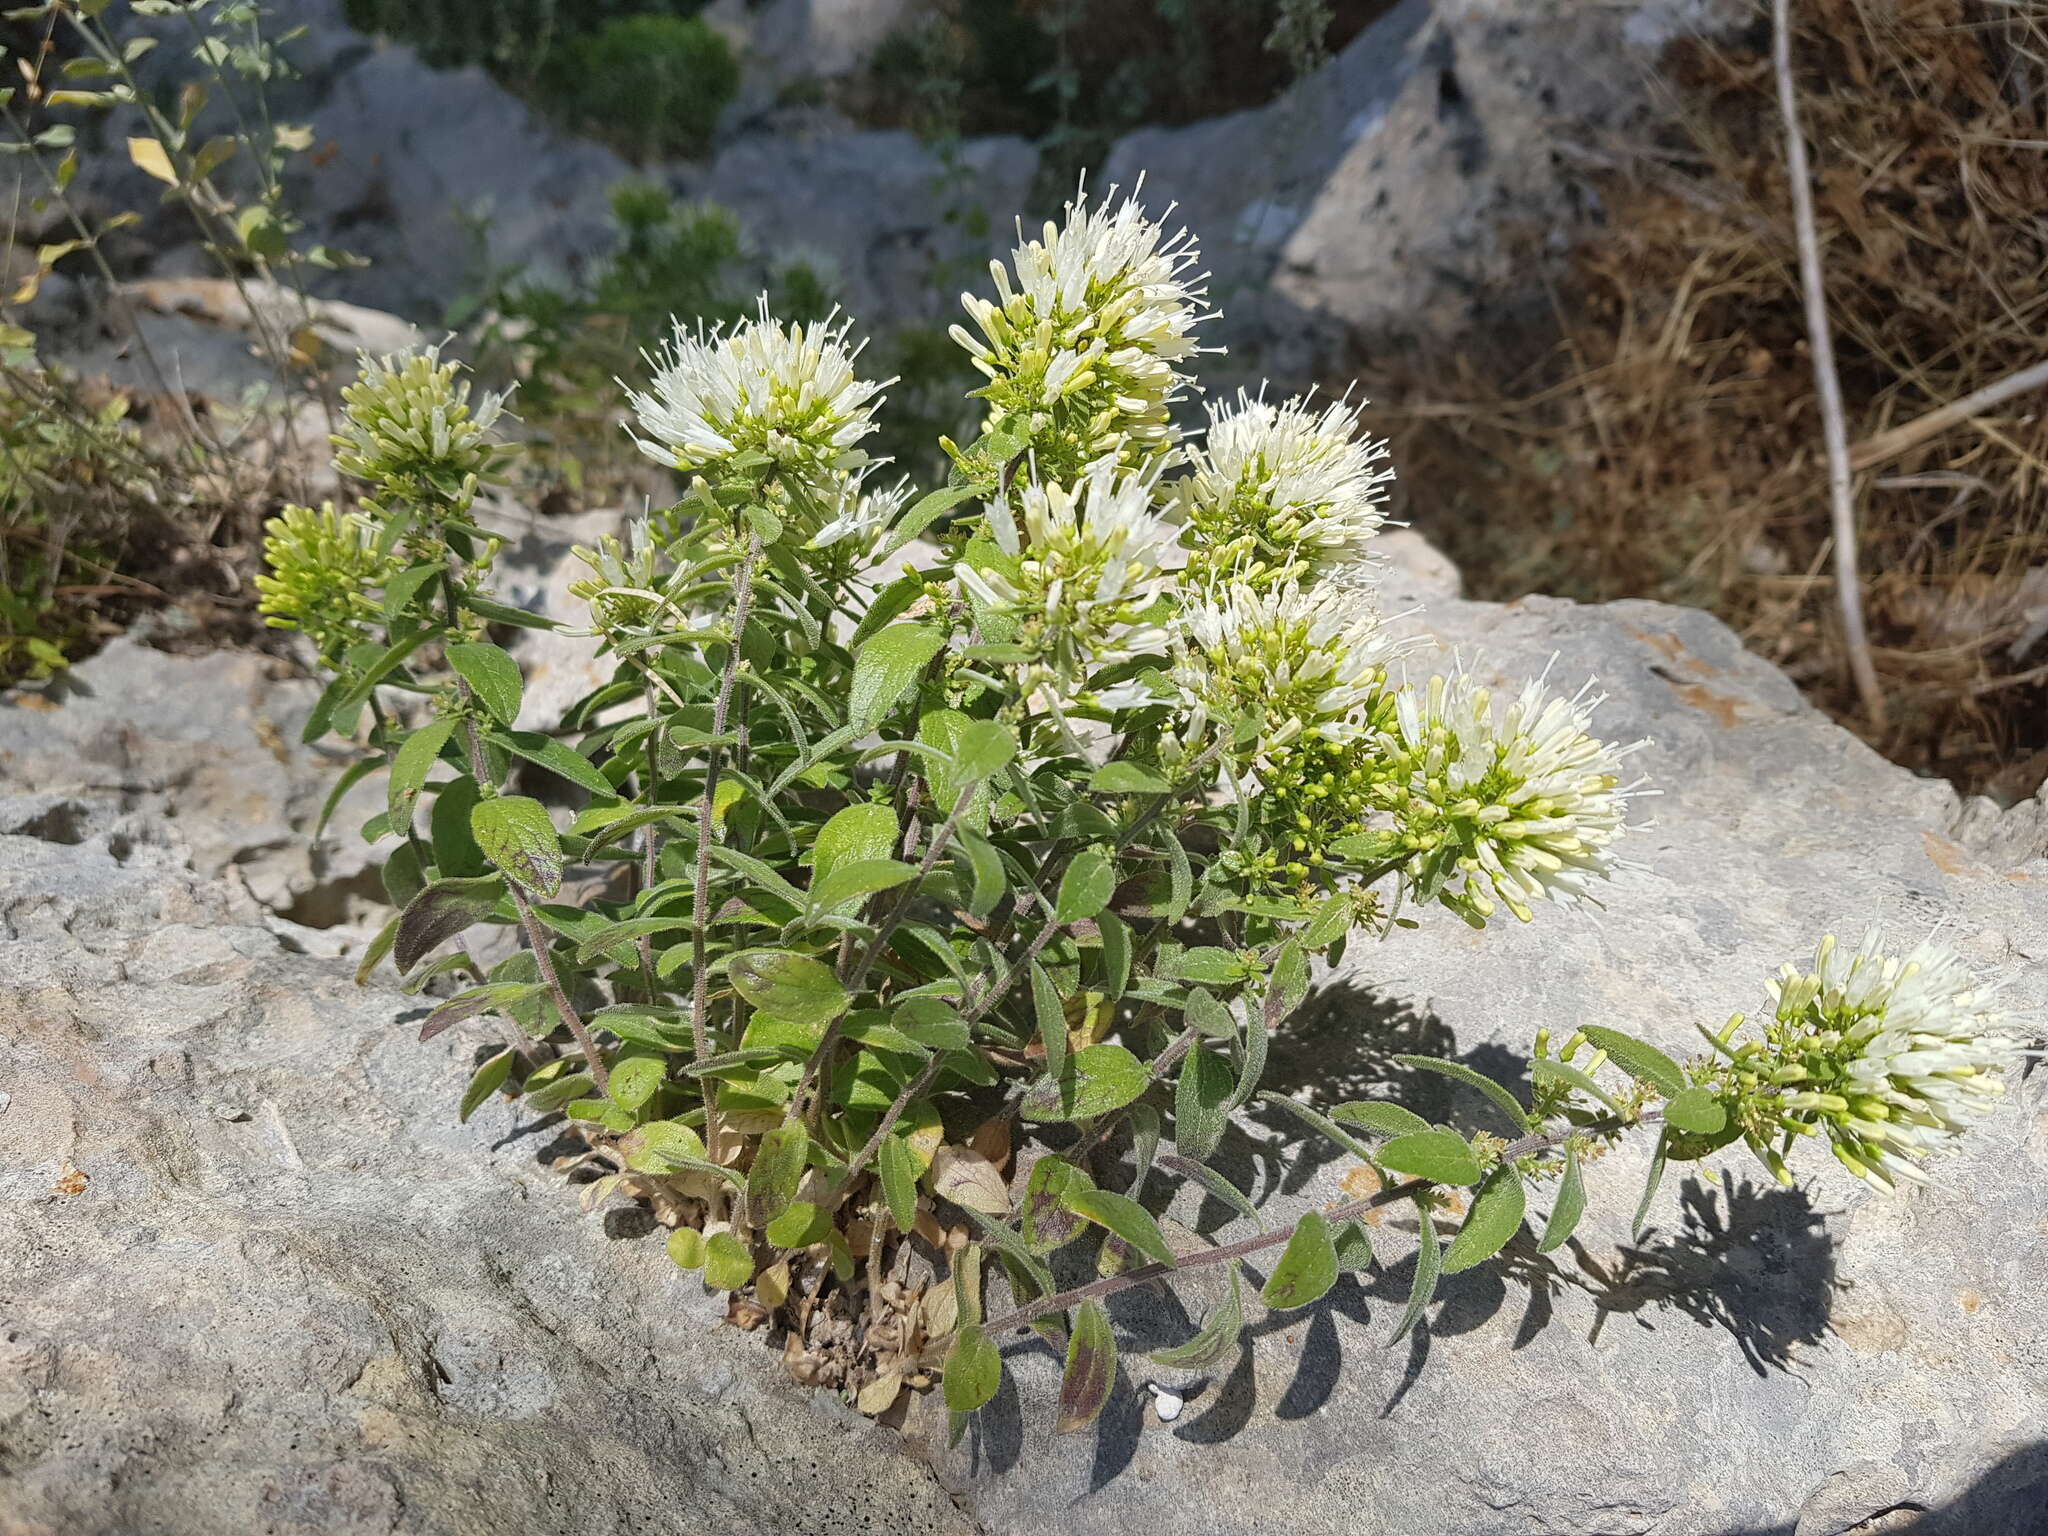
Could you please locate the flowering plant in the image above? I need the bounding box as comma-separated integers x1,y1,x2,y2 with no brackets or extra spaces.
271,183,2026,1436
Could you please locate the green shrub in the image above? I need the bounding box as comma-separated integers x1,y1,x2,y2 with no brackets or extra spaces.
283,183,2025,1436
549,14,737,162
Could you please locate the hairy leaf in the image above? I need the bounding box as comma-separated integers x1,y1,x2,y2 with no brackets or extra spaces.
1393,1054,1533,1131
1019,1042,1148,1123
878,1132,920,1233
446,641,523,725
1064,1188,1175,1269
1529,1057,1624,1115
1665,1086,1728,1134
702,1231,754,1291
1537,1139,1587,1254
850,623,944,728
1377,1129,1483,1186
470,795,563,896
1262,1208,1339,1309
1148,1267,1245,1370
1580,1025,1688,1098
1055,847,1116,925
1020,1155,1095,1252
458,1048,516,1123
1331,1100,1433,1139
1173,1043,1234,1160
393,874,505,973
1388,1195,1441,1346
747,1123,808,1224
728,949,851,1028
943,1324,1003,1413
1440,1166,1526,1274
1055,1300,1117,1435
387,716,457,827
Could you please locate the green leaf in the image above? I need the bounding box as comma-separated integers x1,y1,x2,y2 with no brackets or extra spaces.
621,1120,708,1174
608,1054,667,1113
1378,1130,1483,1186
878,1132,920,1233
1261,1208,1338,1310
458,1048,516,1123
1632,1127,1670,1241
1028,959,1068,1078
1087,761,1171,794
1173,1043,1234,1160
1388,1195,1441,1345
386,717,457,827
766,1201,831,1248
1256,1092,1379,1165
1185,988,1236,1041
1580,1025,1688,1098
1332,1220,1377,1271
809,858,918,915
1155,1153,1264,1231
1055,1300,1117,1435
951,719,1016,783
850,623,944,729
393,874,506,973
1019,1042,1149,1123
956,828,1005,920
943,1324,1003,1413
1529,1057,1625,1115
702,1231,754,1291
667,1227,707,1270
810,802,898,882
447,644,523,725
489,729,613,795
1440,1166,1527,1274
465,594,558,630
380,562,443,618
1664,1086,1728,1134
1019,1155,1093,1253
747,1123,808,1224
1054,847,1116,925
1537,1139,1587,1254
1147,1268,1244,1370
1095,911,1131,999
1393,1055,1533,1131
728,949,851,1028
470,795,563,897
525,1071,595,1114
332,628,439,724
1330,1101,1433,1138
430,775,488,877
1064,1189,1176,1269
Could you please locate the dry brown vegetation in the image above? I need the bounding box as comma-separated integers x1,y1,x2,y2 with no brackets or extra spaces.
1369,0,2048,798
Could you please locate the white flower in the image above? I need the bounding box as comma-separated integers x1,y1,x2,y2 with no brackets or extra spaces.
958,461,1178,697
335,342,505,496
568,517,690,635
951,180,1213,479
809,472,912,562
1174,581,1397,757
627,300,887,499
1761,931,2024,1189
1177,391,1394,589
1381,670,1647,924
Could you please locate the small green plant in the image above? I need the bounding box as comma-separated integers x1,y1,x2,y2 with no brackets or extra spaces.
285,183,2028,1437
556,14,736,162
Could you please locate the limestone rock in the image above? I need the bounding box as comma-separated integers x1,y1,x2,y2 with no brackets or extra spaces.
0,829,973,1536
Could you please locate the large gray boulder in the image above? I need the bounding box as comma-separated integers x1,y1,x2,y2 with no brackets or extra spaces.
906,536,2048,1534
0,819,972,1535
1105,0,1747,370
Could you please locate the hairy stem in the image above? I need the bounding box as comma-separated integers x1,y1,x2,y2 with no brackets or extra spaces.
691,530,762,1158
964,1111,1662,1347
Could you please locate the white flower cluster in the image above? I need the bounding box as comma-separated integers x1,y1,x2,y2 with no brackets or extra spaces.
1380,672,1647,924
334,343,506,500
951,183,1211,479
1174,582,1398,758
1761,931,2025,1189
1178,392,1394,590
957,462,1179,709
628,301,888,508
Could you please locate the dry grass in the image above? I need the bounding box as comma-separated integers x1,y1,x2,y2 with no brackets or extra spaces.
1364,0,2048,799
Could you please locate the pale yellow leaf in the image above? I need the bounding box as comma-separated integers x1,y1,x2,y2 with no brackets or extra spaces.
126,136,177,185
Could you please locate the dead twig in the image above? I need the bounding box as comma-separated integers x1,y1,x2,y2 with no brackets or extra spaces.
1774,0,1887,728
1849,357,2048,473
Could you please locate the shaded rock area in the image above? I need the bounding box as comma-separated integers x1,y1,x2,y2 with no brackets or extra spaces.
906,540,2048,1535
0,791,973,1536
